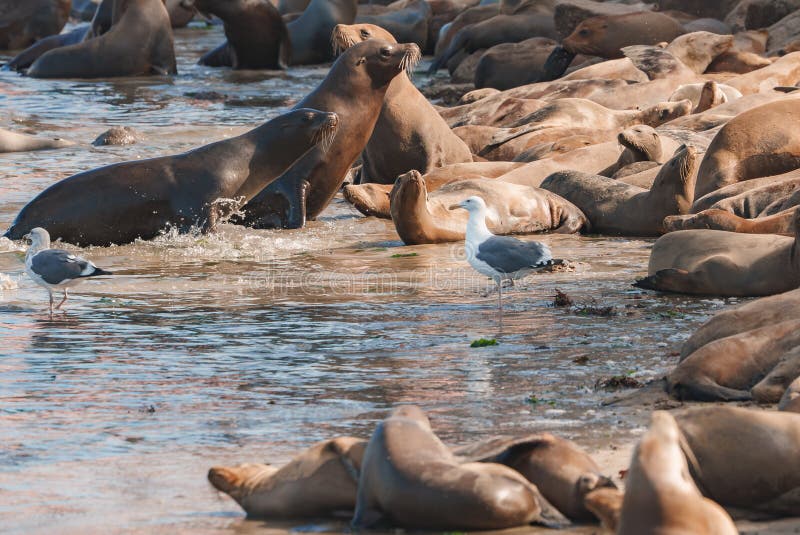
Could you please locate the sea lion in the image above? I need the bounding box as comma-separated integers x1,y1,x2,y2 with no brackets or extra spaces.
694,98,800,198
667,320,800,401
474,37,561,90
634,208,800,296
780,377,800,412
727,52,800,94
617,411,737,535
4,109,338,246
440,97,548,128
540,145,698,236
286,0,357,65
353,405,566,530
331,24,472,185
676,406,800,516
669,82,742,111
389,170,588,245
707,49,772,74
691,168,800,214
599,125,665,177
664,207,798,235
560,11,684,59
0,0,70,50
4,25,91,72
165,0,195,27
239,40,419,229
343,161,522,218
454,433,616,522
751,345,800,403
0,128,74,153
680,287,800,359
187,0,290,69
208,436,366,518
27,0,177,79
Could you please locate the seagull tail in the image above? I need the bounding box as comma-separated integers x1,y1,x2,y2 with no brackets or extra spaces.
90,268,114,277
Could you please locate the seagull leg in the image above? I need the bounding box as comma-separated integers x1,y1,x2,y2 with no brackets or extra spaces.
55,288,68,310
48,291,54,314
497,279,503,311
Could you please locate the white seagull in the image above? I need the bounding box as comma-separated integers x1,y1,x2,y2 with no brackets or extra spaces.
450,196,553,310
23,227,112,313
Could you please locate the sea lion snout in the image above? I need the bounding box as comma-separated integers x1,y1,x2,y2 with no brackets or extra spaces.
208,466,242,496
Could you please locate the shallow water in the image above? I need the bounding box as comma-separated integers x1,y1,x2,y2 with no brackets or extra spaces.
0,22,757,535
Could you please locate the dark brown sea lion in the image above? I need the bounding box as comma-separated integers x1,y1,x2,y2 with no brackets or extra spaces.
474,37,560,90
667,320,800,401
561,11,684,59
695,98,800,198
635,208,800,297
4,109,338,245
208,437,366,518
27,0,177,78
676,406,800,516
286,0,357,65
331,24,472,185
0,128,74,153
165,0,195,27
617,411,737,535
240,40,420,229
353,405,566,530
0,0,70,50
455,433,616,522
389,170,588,245
541,145,698,236
187,0,290,69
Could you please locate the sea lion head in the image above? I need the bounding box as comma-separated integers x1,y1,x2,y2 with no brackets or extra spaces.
331,23,396,55
562,16,615,57
208,463,278,502
666,32,734,74
618,125,662,162
389,405,431,428
652,144,699,215
278,108,339,152
337,39,421,88
639,99,692,127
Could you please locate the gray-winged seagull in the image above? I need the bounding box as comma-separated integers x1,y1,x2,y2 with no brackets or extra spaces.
24,227,112,313
450,196,552,310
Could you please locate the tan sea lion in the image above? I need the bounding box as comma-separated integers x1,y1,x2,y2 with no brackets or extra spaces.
617,411,737,535
440,97,548,128
0,128,74,153
27,0,177,78
353,405,566,530
389,170,588,245
669,81,742,112
0,0,70,50
664,207,798,235
583,487,623,532
727,52,800,94
676,406,800,516
780,377,800,412
707,49,772,74
331,23,472,185
751,345,800,403
680,288,800,358
454,433,616,522
561,11,685,59
634,208,800,296
343,161,522,218
540,145,697,236
4,109,338,246
599,125,666,177
240,40,419,229
208,436,366,517
695,98,800,198
667,320,800,401
691,168,800,214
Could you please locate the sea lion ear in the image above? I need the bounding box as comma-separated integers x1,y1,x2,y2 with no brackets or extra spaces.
356,57,366,66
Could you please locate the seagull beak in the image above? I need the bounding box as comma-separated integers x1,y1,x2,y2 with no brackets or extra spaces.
449,203,463,210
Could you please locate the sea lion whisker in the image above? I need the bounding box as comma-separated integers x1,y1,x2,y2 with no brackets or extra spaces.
331,28,356,57
400,48,421,78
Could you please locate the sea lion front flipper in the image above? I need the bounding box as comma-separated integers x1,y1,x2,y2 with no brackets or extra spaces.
284,179,309,229
533,490,570,529
633,268,694,293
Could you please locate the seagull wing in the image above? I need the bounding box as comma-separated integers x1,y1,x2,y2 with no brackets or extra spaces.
30,249,99,285
475,236,552,275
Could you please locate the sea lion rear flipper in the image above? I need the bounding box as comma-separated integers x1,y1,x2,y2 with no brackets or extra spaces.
533,491,570,529
669,377,752,402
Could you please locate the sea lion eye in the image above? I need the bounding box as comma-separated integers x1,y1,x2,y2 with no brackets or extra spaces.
659,109,668,119
579,29,589,36
380,46,392,58
360,29,370,38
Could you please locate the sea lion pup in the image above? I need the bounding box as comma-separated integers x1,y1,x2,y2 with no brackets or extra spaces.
675,406,800,516
0,0,70,50
331,23,472,185
664,207,799,236
208,436,366,518
541,145,698,236
389,170,588,245
4,109,338,246
635,208,800,297
184,0,290,70
680,288,800,358
751,345,800,403
667,320,800,401
353,406,567,530
26,0,177,79
0,128,74,153
454,433,616,522
286,0,357,65
343,161,522,219
238,40,419,229
780,377,800,412
481,98,692,154
561,11,685,59
695,98,800,198
617,411,737,535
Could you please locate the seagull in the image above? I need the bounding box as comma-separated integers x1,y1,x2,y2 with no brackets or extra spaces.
450,196,553,310
23,227,112,313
